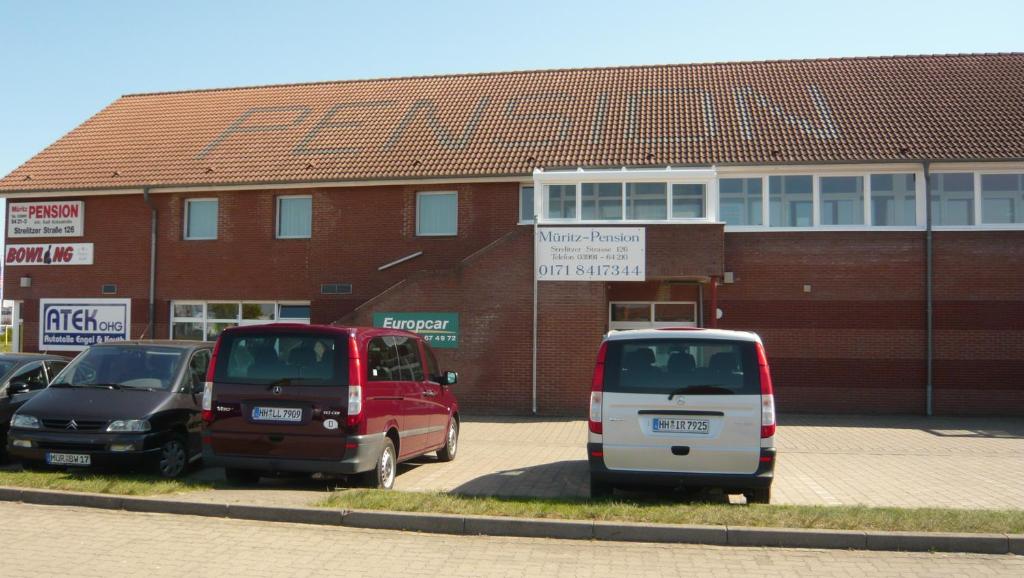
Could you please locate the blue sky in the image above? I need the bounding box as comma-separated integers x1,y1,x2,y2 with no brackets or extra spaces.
1,0,1022,177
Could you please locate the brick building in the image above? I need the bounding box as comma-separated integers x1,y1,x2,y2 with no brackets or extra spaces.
2,53,1022,416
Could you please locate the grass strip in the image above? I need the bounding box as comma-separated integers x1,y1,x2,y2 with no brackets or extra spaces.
317,489,1024,534
0,470,213,496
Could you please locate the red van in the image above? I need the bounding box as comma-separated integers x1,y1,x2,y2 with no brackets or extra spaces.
201,324,460,489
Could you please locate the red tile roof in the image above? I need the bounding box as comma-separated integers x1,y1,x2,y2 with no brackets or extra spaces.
3,53,1024,193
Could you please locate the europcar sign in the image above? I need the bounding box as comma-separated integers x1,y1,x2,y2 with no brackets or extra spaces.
373,312,459,349
39,299,131,351
8,201,84,237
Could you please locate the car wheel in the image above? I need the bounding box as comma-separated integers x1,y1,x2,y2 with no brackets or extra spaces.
224,468,261,486
436,418,459,462
359,437,397,490
590,475,614,499
744,487,771,504
157,437,188,479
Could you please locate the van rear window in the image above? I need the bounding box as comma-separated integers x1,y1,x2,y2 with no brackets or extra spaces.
603,339,760,395
213,332,348,386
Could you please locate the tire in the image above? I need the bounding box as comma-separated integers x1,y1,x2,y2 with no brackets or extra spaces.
744,487,771,504
224,468,261,486
156,437,189,479
590,474,614,499
359,437,397,490
436,418,459,462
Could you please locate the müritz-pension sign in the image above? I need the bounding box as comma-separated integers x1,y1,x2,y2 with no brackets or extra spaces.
7,201,84,237
536,227,645,281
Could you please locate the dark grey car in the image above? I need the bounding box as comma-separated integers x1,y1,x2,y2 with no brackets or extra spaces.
0,353,71,460
7,341,212,478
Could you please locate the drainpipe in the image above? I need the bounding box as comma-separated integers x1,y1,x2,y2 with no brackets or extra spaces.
923,162,933,416
142,187,157,339
708,277,719,329
531,212,538,415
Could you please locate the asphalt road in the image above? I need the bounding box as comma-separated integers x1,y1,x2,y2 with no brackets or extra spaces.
3,502,1021,577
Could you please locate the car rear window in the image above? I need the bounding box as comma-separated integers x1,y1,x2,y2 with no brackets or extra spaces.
213,332,348,386
602,339,760,395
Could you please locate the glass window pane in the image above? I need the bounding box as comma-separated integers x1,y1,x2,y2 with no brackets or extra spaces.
206,322,237,341
278,197,312,238
208,303,239,320
546,185,576,219
718,178,762,226
769,175,813,227
672,184,705,218
871,173,916,226
519,186,534,222
173,303,204,319
625,183,667,220
417,192,458,235
581,183,623,220
242,303,276,320
610,304,651,322
929,173,975,226
173,322,204,341
980,174,1023,224
186,200,218,239
279,305,311,320
654,303,696,323
820,176,864,225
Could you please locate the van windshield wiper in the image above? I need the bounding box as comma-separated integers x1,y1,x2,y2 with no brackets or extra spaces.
667,385,735,399
73,383,125,390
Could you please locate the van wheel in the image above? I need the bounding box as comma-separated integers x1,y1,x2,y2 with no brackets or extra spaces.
359,437,397,490
436,418,459,462
224,468,261,486
156,437,188,479
590,475,614,499
744,487,771,504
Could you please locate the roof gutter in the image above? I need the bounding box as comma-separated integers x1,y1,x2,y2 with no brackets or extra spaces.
922,161,934,417
142,187,157,339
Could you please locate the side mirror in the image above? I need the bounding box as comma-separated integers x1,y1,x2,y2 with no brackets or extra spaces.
442,371,458,386
8,381,31,395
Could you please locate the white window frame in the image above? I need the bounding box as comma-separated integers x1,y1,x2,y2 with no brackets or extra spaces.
715,174,765,230
184,198,219,240
276,195,312,239
817,174,867,227
518,183,535,224
416,191,458,237
868,172,919,227
169,300,310,341
978,171,1024,226
608,301,698,331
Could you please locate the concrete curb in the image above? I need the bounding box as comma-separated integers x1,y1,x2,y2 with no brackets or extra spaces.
0,486,1019,555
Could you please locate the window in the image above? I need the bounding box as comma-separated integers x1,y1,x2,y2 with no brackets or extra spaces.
601,339,760,395
171,301,309,341
930,173,974,226
416,191,458,236
367,337,399,381
626,182,667,220
581,183,623,220
519,185,535,223
394,337,425,381
981,174,1024,224
769,175,813,227
424,344,440,381
213,332,343,385
546,184,576,219
672,184,705,219
44,360,68,382
185,199,218,240
187,350,211,391
871,173,917,226
277,196,312,238
9,362,47,392
719,178,763,226
820,176,864,225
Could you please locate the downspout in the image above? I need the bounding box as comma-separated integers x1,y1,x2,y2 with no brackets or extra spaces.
531,211,538,415
142,187,157,339
708,277,719,329
922,161,933,417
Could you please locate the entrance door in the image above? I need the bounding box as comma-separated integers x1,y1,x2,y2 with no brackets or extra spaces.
609,301,697,331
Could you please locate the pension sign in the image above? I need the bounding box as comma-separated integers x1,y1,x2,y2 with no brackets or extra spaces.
8,201,84,237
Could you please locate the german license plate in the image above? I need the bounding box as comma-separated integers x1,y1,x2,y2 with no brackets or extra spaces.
46,453,91,466
652,418,710,434
251,406,303,423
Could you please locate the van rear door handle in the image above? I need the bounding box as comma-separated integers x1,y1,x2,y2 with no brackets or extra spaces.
422,390,437,398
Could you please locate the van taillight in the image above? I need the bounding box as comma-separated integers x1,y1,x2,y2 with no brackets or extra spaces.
347,386,363,427
756,342,776,439
346,335,363,428
589,342,607,434
202,337,222,424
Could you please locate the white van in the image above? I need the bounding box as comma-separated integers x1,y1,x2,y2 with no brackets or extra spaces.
587,328,776,503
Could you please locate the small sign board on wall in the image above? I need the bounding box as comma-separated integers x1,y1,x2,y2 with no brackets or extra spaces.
5,243,94,266
7,201,84,237
536,227,646,281
39,299,131,351
373,312,459,349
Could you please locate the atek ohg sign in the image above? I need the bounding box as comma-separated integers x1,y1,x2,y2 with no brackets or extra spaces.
39,299,131,351
5,243,94,266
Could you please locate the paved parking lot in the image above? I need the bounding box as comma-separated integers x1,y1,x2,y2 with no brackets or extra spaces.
168,413,1024,510
4,502,1021,577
